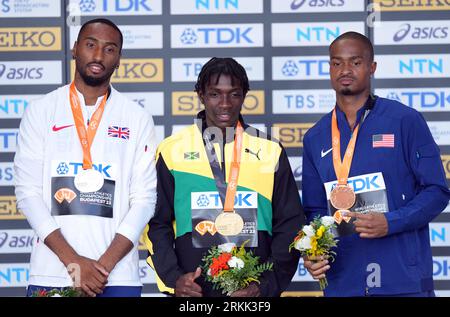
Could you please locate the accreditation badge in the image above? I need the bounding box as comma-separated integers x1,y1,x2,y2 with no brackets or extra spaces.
191,191,258,248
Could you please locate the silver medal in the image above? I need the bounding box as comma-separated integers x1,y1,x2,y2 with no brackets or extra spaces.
74,169,104,193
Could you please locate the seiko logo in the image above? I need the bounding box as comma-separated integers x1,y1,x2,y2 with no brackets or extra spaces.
272,123,313,148
394,23,448,42
0,27,61,51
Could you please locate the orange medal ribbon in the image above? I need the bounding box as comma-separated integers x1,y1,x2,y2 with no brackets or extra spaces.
331,108,360,186
223,121,243,212
69,82,108,170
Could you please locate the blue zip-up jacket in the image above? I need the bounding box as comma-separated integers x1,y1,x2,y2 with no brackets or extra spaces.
302,96,450,296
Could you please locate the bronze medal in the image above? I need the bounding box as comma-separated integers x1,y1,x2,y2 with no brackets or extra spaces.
215,211,244,236
330,185,356,210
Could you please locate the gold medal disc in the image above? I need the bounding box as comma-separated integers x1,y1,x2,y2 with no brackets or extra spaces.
215,211,244,236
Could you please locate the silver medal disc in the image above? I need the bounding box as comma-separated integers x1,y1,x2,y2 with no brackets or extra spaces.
74,169,104,193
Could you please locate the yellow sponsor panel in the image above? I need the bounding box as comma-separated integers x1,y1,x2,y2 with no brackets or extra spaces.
71,59,164,83
373,0,450,11
139,233,146,251
442,155,450,179
172,90,265,115
272,123,314,148
0,196,24,219
0,27,61,51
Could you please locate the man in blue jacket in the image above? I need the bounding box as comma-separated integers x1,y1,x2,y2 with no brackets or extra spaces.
302,31,450,296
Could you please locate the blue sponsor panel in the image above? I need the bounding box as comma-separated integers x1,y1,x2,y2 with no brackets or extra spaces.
429,223,450,247
376,54,450,79
171,24,264,48
272,22,364,47
0,95,42,119
374,20,450,45
0,0,60,17
272,89,335,114
375,88,450,112
271,0,364,13
0,263,29,287
69,0,161,15
0,130,18,153
170,0,263,14
0,230,35,254
433,257,450,280
0,162,14,186
272,56,330,80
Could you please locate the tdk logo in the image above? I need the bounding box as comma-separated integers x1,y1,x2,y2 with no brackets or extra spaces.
180,28,198,44
394,23,448,42
325,172,386,197
399,58,443,74
78,0,152,13
282,60,299,77
191,191,258,209
377,88,450,111
275,57,329,80
0,64,43,80
172,24,263,48
433,257,450,280
0,130,18,152
181,27,253,44
54,162,112,178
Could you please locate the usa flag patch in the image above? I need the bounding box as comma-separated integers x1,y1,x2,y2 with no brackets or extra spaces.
372,134,394,148
108,126,130,140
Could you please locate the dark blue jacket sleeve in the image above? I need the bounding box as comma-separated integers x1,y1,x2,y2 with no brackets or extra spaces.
302,133,329,223
385,111,450,235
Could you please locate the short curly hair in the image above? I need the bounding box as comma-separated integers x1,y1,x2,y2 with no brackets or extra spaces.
194,57,250,95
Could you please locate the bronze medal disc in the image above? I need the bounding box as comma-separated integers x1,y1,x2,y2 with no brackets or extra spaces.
215,212,244,236
330,185,356,210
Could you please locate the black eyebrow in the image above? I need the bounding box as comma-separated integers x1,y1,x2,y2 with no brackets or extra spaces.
83,36,119,48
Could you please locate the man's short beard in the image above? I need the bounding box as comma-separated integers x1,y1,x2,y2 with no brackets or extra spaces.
79,71,111,87
340,87,353,95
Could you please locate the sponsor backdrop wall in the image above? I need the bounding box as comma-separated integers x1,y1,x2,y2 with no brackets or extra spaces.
0,0,449,296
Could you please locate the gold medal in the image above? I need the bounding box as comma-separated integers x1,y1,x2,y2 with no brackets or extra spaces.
215,211,244,236
330,185,356,210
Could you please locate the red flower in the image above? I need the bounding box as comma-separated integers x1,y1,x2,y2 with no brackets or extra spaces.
38,290,48,297
210,253,232,276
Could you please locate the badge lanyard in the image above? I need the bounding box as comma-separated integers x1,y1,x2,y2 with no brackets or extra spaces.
202,121,243,212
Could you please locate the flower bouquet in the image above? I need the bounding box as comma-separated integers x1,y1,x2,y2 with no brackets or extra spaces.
31,287,82,297
289,216,338,290
201,241,273,296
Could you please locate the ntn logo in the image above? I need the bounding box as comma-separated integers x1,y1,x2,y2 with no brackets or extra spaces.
0,98,28,115
196,0,239,9
297,26,340,41
399,58,443,74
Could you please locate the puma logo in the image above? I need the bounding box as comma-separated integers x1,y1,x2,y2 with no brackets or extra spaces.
245,148,261,160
